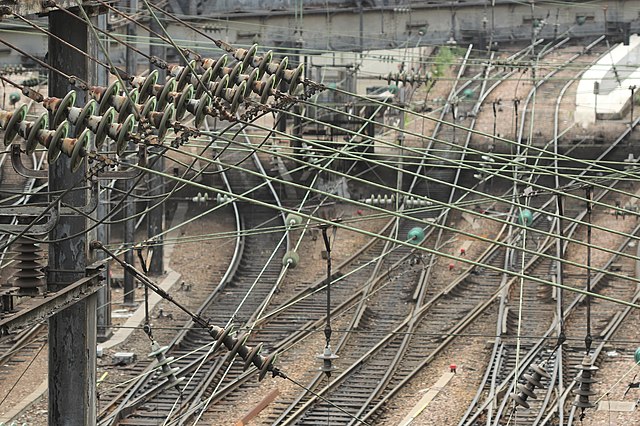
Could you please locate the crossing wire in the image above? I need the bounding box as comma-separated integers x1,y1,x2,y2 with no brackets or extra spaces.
1,22,636,282
2,1,636,412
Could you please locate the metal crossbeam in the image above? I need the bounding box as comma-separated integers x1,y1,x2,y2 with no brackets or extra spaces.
0,269,103,337
0,1,115,16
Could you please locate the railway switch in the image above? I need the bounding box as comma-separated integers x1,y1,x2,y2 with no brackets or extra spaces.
113,352,136,365
511,362,550,409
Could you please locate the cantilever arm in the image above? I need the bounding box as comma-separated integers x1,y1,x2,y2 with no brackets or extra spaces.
10,144,47,179
0,181,98,216
0,202,60,235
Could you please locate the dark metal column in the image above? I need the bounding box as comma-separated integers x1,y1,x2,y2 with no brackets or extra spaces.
94,12,112,341
47,9,96,425
148,7,166,275
123,0,137,302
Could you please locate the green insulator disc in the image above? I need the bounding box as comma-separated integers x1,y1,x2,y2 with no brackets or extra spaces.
9,92,20,104
407,227,425,244
283,251,299,268
285,213,302,228
635,347,640,364
518,209,533,227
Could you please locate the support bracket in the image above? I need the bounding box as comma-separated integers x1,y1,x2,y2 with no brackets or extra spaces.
0,202,60,235
11,143,148,180
0,180,98,216
11,144,47,179
0,269,103,337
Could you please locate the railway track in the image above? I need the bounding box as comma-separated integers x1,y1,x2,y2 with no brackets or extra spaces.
0,322,46,375
3,35,636,426
98,123,292,424
324,35,620,419
460,37,640,425
263,41,555,425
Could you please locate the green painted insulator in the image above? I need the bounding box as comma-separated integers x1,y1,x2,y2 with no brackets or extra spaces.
462,88,474,98
285,213,302,228
9,92,20,105
283,251,299,268
407,227,425,244
635,347,640,364
518,209,533,227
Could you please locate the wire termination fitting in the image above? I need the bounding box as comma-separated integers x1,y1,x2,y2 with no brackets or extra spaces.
148,341,184,392
317,345,338,378
573,355,598,410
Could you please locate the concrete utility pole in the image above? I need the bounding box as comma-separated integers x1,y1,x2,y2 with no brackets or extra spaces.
148,6,166,275
123,0,138,302
48,9,97,425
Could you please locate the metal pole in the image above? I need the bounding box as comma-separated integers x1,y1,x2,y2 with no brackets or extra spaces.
147,4,166,275
358,0,364,53
630,85,636,128
491,99,499,151
397,84,406,212
586,187,593,351
94,12,112,341
123,0,137,302
593,81,599,123
48,9,96,425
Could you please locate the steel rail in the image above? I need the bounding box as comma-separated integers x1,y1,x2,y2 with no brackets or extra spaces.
348,47,501,425
461,106,639,426
458,35,606,425
487,35,607,426
275,40,533,424
96,114,251,424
